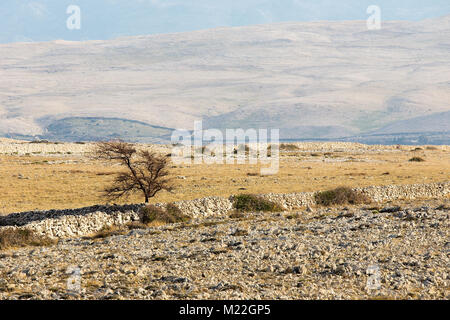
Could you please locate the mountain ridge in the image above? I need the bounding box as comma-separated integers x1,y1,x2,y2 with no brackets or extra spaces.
0,16,448,143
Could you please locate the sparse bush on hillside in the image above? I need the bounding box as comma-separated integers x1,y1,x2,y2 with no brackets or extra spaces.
140,204,190,224
233,194,283,212
314,187,371,206
409,157,425,162
29,140,60,144
0,229,54,250
140,205,166,224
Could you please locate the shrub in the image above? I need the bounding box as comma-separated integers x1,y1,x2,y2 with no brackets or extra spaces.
233,194,283,212
140,205,167,224
88,223,149,239
0,229,54,250
409,157,425,162
140,204,190,224
314,187,371,206
166,203,185,217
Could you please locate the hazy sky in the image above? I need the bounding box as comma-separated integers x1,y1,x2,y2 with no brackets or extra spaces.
1,0,449,43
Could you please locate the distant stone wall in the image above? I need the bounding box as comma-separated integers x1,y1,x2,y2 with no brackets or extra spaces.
0,204,143,239
172,196,234,217
0,182,448,239
0,142,92,155
260,181,450,210
0,141,171,155
258,192,316,210
357,182,450,202
2,140,448,156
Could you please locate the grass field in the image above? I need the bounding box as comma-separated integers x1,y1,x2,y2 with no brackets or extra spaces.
0,143,449,214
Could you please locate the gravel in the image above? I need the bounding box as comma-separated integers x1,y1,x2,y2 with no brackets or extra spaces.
0,199,448,300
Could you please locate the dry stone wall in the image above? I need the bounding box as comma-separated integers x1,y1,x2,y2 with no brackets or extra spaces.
0,141,171,156
356,182,450,202
0,182,448,239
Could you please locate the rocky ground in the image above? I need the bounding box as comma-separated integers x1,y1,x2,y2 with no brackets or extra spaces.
0,199,448,300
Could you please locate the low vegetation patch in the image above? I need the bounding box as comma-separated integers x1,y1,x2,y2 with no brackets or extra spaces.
233,194,283,212
0,229,54,250
409,157,425,162
89,226,129,239
314,187,371,206
88,222,148,239
140,204,191,224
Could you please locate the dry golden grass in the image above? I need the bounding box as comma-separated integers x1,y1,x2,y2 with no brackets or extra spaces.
0,144,449,214
0,229,55,250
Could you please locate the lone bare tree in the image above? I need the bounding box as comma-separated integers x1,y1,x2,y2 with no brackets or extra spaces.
93,141,172,203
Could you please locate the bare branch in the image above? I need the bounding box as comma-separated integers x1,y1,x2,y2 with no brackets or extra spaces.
93,141,173,203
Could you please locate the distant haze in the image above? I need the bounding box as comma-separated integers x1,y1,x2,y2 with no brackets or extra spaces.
1,0,449,43
0,14,449,144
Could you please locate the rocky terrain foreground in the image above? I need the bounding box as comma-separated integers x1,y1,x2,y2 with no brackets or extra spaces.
0,199,448,300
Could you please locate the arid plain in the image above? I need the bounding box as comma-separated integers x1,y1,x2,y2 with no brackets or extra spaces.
0,139,448,215
0,139,449,300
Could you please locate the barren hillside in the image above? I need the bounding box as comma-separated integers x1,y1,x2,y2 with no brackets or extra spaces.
0,16,449,143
